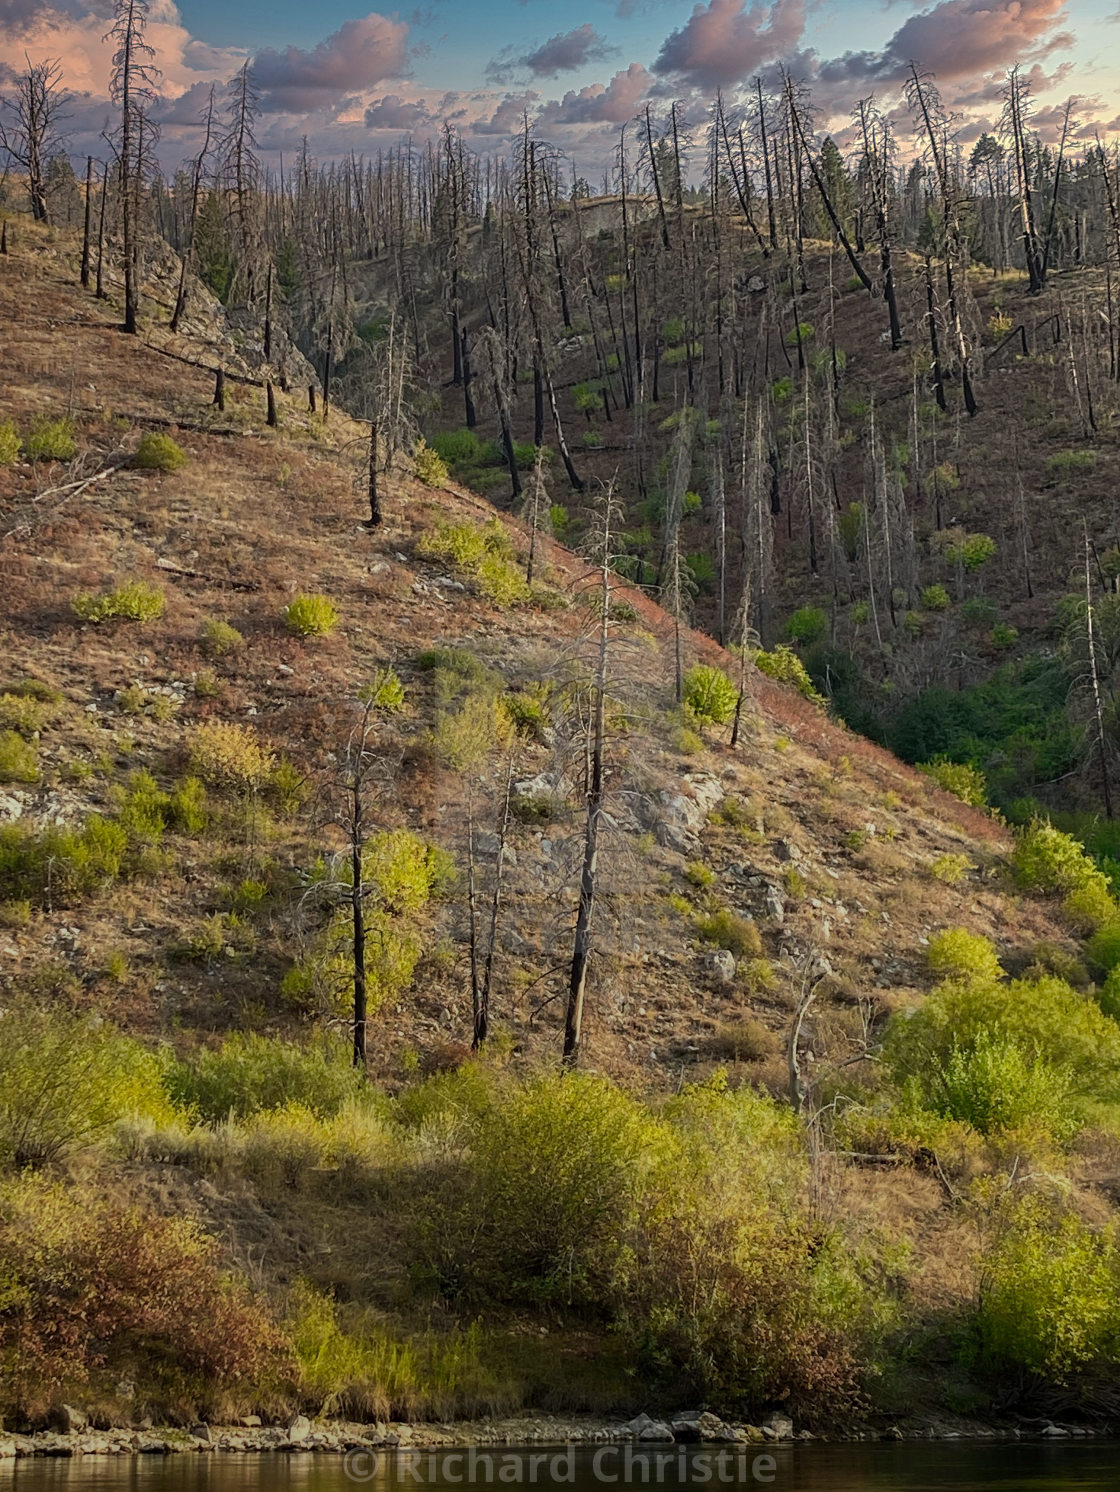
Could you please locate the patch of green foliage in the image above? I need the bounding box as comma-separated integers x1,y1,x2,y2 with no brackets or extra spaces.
23,417,76,461
682,664,738,727
72,580,165,624
284,594,340,637
133,432,188,471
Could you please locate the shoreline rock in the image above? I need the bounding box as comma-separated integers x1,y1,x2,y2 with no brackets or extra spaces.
1,1411,1110,1458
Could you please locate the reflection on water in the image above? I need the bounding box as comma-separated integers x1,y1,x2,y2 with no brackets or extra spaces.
3,1442,1119,1492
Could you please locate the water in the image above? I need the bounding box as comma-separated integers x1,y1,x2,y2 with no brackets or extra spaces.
3,1442,1118,1492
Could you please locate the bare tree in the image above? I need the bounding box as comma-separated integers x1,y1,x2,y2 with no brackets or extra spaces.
0,56,69,223
105,0,161,335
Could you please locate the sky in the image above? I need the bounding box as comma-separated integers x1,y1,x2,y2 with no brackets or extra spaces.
1,0,1119,177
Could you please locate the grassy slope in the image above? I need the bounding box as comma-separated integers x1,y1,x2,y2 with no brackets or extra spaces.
1,217,1113,1427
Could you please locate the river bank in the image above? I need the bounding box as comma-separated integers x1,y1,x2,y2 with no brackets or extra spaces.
1,1409,1112,1460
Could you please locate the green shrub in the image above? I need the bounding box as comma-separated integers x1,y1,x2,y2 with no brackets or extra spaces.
921,584,951,611
839,503,863,560
169,776,209,834
927,1031,1077,1141
359,666,405,711
414,439,450,487
751,644,825,704
682,664,738,727
0,730,39,783
785,606,828,646
188,720,275,793
167,1033,366,1122
926,928,1004,985
944,532,996,571
1061,876,1117,934
0,1007,173,1168
1087,922,1120,975
0,815,128,905
428,429,482,466
133,432,188,471
414,1070,661,1306
785,321,815,346
695,907,762,958
0,420,20,465
23,416,76,461
887,965,1120,1107
1047,449,1096,478
918,757,987,808
72,580,165,624
973,1194,1119,1381
1014,819,1101,895
417,520,528,607
284,593,340,637
930,853,973,885
990,623,1018,649
199,618,244,656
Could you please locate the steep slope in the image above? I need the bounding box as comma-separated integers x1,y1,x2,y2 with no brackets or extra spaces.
3,217,1120,1436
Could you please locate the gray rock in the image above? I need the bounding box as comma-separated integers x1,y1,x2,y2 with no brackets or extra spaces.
627,1413,674,1441
287,1416,311,1443
765,886,786,922
655,821,698,856
761,1412,794,1439
240,1416,262,1429
747,276,766,292
189,1426,212,1444
774,839,802,862
705,949,737,985
0,1440,14,1459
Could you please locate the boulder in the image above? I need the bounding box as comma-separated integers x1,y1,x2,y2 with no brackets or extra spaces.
761,1412,794,1440
627,1413,674,1441
747,276,766,293
765,886,786,922
287,1415,312,1443
189,1426,212,1444
705,949,737,985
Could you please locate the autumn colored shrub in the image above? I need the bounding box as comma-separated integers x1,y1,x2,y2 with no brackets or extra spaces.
0,1175,291,1420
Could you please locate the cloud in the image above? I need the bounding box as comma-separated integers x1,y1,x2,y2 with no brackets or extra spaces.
252,12,410,112
653,0,806,90
487,24,618,85
880,0,1071,82
535,62,652,125
363,92,431,128
468,89,539,135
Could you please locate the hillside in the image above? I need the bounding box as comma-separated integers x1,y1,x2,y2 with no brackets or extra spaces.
3,216,1120,1437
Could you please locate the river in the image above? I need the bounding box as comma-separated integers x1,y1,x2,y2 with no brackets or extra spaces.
3,1443,1118,1492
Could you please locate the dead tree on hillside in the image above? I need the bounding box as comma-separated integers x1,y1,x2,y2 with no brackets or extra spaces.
564,483,623,1065
0,56,70,224
106,0,161,335
170,86,216,333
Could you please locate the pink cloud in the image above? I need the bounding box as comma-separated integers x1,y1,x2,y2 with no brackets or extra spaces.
536,62,652,126
885,0,1071,80
252,12,410,112
653,0,806,90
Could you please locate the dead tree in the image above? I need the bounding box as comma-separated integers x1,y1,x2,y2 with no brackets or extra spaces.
170,86,216,333
0,56,69,223
564,485,621,1064
105,0,161,335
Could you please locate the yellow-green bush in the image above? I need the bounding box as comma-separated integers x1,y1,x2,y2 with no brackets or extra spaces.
930,853,973,885
0,815,127,906
973,1192,1120,1382
188,720,275,793
751,644,825,704
695,906,763,958
167,1033,367,1123
0,420,20,465
359,666,406,711
416,519,528,607
0,729,39,783
72,580,165,624
925,1031,1077,1142
918,757,987,807
925,928,1004,985
0,691,53,736
0,1007,173,1169
133,431,188,471
682,664,738,727
23,416,76,462
284,593,340,637
200,617,244,656
1013,819,1101,895
413,438,450,488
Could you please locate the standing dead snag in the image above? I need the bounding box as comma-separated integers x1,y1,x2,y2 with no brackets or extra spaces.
564,484,621,1065
105,0,161,336
0,56,70,225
